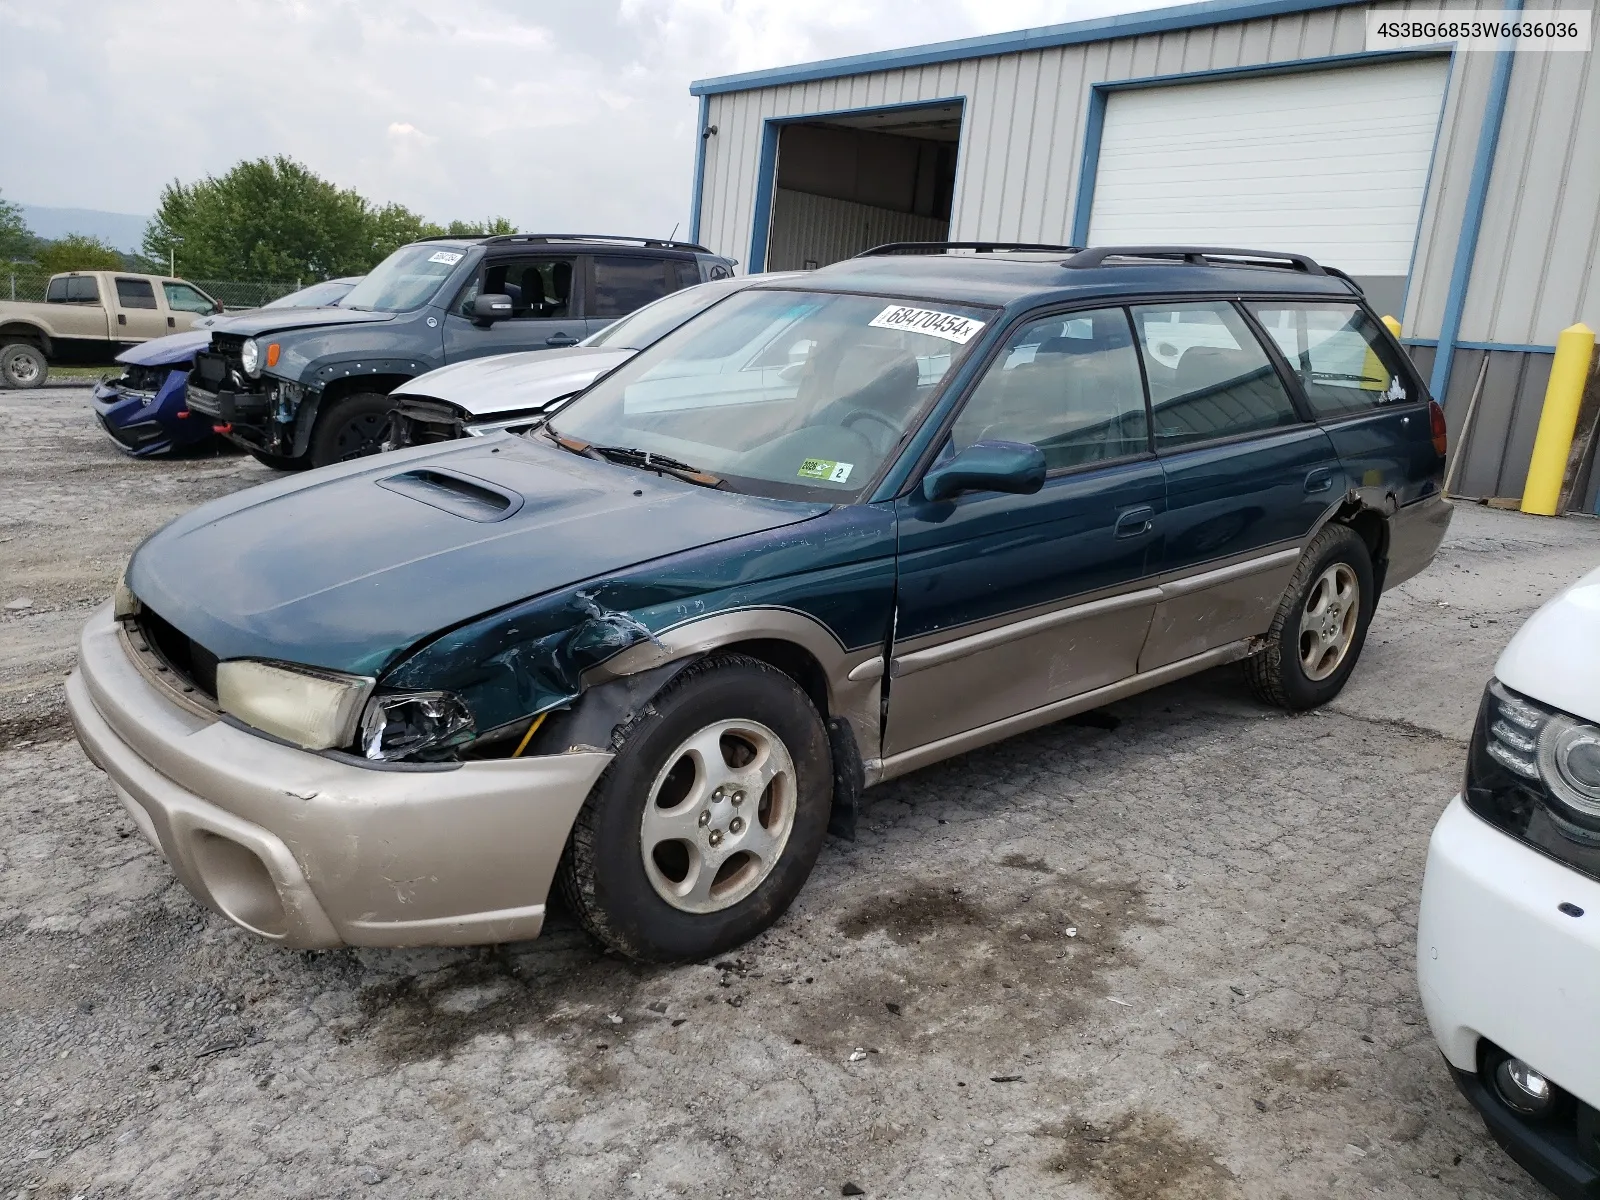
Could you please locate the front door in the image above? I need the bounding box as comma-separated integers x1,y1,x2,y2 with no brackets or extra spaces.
440,254,587,363
1131,300,1343,669
886,306,1164,757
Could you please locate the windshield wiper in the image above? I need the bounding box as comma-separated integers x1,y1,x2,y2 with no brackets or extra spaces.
545,432,723,488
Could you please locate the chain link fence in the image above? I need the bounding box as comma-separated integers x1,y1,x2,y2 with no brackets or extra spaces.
4,270,305,310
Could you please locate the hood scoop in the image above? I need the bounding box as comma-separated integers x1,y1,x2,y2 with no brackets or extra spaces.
374,468,524,522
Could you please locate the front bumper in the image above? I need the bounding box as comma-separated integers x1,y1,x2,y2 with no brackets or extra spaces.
66,603,611,948
1419,796,1600,1196
91,372,210,457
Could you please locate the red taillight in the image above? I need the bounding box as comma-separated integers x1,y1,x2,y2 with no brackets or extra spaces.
1428,399,1448,458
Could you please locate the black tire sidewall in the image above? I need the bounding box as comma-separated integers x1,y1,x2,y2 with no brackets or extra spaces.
1,344,47,389
248,448,311,471
1271,527,1375,708
574,660,832,962
309,392,395,467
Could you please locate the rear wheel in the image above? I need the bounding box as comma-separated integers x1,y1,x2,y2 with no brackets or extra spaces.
308,392,395,467
557,654,832,962
0,343,48,389
1245,523,1375,710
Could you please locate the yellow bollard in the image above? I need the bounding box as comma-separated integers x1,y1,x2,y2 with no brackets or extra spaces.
1522,322,1597,516
1363,316,1406,391
1381,314,1402,339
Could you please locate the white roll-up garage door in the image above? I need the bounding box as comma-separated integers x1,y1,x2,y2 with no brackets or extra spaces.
1086,59,1449,277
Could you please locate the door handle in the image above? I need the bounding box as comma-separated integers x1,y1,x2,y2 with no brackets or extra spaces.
1304,467,1334,494
166,316,175,328
117,313,126,326
546,334,578,347
1114,505,1155,538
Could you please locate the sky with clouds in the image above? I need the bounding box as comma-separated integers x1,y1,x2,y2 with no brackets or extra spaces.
0,0,1167,247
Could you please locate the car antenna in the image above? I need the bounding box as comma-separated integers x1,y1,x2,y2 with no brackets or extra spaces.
668,222,680,241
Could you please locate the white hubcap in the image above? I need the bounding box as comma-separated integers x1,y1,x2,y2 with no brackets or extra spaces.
640,719,797,914
1298,563,1360,681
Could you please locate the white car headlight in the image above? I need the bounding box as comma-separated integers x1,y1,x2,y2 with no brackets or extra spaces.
216,659,373,751
360,691,476,761
240,338,261,378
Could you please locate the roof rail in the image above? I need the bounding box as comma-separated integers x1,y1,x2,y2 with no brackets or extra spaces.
1062,246,1327,275
856,241,1084,257
1321,265,1365,295
478,233,712,253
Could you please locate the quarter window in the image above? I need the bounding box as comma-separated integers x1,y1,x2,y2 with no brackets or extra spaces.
115,278,159,310
1131,302,1300,449
951,307,1148,470
591,256,674,318
1249,301,1414,419
162,281,215,314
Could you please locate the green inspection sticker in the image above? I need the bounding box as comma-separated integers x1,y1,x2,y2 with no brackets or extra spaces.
797,458,853,483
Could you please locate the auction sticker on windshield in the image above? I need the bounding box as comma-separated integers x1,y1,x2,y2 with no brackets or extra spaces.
428,251,464,266
868,305,986,344
798,458,853,483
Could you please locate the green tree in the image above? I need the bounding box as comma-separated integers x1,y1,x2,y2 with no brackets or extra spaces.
0,189,31,262
143,156,519,281
34,233,124,273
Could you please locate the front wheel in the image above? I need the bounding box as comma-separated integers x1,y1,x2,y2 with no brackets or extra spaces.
1245,523,1375,711
557,654,833,962
0,343,48,389
308,392,396,468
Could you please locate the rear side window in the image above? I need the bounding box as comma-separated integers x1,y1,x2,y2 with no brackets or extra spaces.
1249,301,1414,419
591,255,672,318
952,307,1148,470
115,278,158,310
47,276,101,304
1131,302,1300,449
671,259,701,291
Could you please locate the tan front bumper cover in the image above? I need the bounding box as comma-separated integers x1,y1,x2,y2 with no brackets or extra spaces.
66,603,612,948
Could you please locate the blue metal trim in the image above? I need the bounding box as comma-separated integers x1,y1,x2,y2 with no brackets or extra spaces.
689,94,709,246
1429,0,1524,401
743,97,968,272
1070,89,1107,245
748,120,781,272
1068,48,1449,251
1401,337,1440,347
1456,340,1556,354
689,0,1356,95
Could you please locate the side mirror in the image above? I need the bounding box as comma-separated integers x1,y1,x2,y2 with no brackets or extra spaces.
472,293,514,326
921,440,1046,502
211,300,224,314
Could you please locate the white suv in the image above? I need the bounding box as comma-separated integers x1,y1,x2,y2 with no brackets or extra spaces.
1418,563,1600,1198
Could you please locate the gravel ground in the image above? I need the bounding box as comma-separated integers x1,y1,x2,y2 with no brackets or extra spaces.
4,384,1600,1199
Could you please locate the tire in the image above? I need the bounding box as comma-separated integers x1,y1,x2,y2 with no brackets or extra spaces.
1245,523,1375,711
0,343,48,390
307,392,396,468
248,448,311,471
557,654,833,963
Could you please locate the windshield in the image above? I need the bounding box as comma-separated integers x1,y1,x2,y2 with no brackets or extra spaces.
582,278,744,350
264,278,357,309
341,244,470,313
550,288,993,501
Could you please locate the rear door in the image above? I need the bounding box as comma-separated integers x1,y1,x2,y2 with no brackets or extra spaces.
44,275,111,344
582,253,696,337
1134,299,1343,670
886,306,1165,757
113,277,168,341
440,253,586,362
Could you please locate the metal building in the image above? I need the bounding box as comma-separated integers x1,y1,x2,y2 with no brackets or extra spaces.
686,0,1600,510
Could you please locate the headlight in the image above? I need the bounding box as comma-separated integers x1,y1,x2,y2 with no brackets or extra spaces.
240,338,261,377
360,691,475,761
216,659,373,751
113,573,140,619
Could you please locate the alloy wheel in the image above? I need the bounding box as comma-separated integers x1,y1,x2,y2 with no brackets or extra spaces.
1298,562,1360,681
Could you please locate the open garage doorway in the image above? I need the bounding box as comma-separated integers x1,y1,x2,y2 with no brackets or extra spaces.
762,102,963,271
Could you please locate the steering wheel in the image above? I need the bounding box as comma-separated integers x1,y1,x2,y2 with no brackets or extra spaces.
841,408,901,454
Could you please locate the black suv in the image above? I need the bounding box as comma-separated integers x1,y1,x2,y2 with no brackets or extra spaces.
188,235,735,469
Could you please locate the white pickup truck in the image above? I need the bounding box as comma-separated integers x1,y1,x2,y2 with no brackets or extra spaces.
0,271,222,389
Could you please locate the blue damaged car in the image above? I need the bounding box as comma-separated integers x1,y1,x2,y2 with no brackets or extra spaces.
67,244,1452,963
91,278,361,457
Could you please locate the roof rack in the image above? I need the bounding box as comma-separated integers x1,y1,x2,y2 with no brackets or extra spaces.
1062,246,1327,275
856,241,1084,257
478,233,712,252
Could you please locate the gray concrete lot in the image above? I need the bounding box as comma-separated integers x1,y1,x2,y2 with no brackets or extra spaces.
4,384,1599,1199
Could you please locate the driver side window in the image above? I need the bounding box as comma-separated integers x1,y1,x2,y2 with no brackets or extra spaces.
456,257,576,319
950,307,1149,471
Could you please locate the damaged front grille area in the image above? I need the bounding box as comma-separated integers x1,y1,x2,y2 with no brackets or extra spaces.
388,396,468,449
193,333,248,393
116,363,172,394
134,608,220,700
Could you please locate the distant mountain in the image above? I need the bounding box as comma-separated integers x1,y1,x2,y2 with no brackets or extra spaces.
17,204,150,253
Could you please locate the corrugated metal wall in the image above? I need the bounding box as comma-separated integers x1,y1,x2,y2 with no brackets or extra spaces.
696,0,1600,508
765,189,947,271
